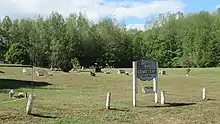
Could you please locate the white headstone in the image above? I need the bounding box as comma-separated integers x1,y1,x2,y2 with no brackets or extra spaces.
104,71,111,74
9,89,14,98
22,68,27,73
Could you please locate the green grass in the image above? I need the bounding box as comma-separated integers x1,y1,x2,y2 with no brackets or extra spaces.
1,67,220,124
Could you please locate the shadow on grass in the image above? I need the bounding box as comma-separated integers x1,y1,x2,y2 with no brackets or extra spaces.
207,98,216,101
0,71,4,73
92,108,130,113
138,102,196,108
0,79,52,89
29,114,60,119
109,108,130,112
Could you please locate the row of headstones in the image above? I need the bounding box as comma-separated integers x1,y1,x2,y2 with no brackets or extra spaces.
23,67,166,76
22,68,53,77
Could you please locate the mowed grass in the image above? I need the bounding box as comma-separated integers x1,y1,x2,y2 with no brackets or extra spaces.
0,67,220,124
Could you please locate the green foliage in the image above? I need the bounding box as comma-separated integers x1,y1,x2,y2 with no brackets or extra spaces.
58,60,73,72
71,58,80,69
1,10,220,68
5,43,30,65
186,68,191,73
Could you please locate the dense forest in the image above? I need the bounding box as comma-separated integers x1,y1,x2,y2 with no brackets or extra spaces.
1,9,220,68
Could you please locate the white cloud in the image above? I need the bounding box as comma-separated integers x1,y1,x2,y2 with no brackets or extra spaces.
126,24,146,30
0,0,185,29
216,4,220,9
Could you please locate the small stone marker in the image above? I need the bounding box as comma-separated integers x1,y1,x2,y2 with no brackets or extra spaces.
104,71,111,74
106,92,111,110
36,70,44,76
161,91,166,104
17,92,26,98
35,69,50,76
202,88,206,100
26,94,35,115
118,70,125,74
22,68,27,73
142,86,154,94
9,89,14,98
125,72,129,75
160,70,166,75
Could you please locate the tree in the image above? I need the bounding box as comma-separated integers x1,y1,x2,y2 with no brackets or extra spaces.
5,43,30,65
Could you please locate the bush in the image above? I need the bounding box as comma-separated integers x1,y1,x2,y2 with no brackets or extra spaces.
58,60,73,72
71,58,80,69
5,43,30,65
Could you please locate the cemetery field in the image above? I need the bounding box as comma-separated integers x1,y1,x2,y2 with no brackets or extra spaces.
1,67,220,124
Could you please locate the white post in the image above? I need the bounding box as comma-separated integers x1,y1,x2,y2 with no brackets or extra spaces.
106,92,111,109
26,94,35,115
153,62,158,103
132,61,137,107
161,91,165,104
153,77,158,103
133,61,138,94
202,88,206,100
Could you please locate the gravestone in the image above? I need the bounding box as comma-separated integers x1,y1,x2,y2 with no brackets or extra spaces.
9,89,14,98
104,71,111,74
36,70,44,76
118,70,125,74
160,70,166,75
125,72,129,75
142,86,154,94
95,67,102,72
35,69,50,76
22,68,27,73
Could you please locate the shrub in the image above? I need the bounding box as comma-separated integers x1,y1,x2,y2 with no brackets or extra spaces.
5,43,30,65
58,60,73,72
71,58,80,69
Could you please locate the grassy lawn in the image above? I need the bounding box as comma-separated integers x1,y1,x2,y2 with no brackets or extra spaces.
0,67,220,124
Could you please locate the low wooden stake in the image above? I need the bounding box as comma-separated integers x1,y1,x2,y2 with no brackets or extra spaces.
161,91,165,104
202,88,206,100
26,94,35,115
106,92,111,110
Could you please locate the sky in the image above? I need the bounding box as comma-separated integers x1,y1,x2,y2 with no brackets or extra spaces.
0,0,220,30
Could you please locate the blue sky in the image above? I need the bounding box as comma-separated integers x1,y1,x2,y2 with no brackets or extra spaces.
182,0,219,12
0,0,219,30
124,0,220,25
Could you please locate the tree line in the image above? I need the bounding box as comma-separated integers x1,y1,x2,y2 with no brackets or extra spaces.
1,9,220,68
